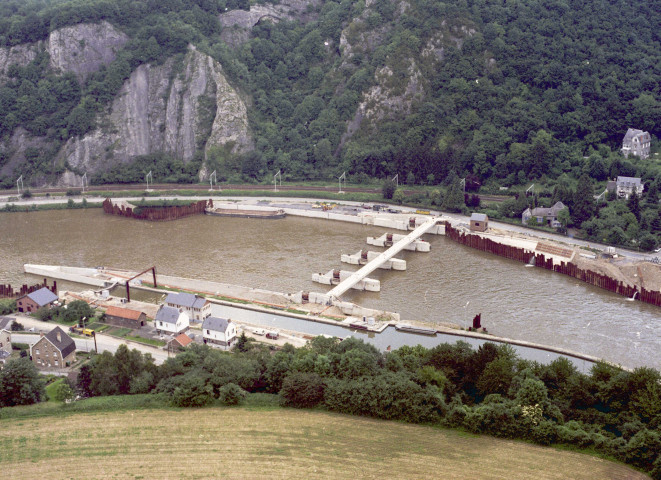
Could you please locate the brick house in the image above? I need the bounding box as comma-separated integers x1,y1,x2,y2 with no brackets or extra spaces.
469,213,488,232
16,287,58,313
30,326,76,370
105,305,148,329
165,292,210,322
621,128,651,159
168,333,193,351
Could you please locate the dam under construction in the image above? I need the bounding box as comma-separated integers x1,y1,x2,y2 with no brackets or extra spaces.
1,201,659,369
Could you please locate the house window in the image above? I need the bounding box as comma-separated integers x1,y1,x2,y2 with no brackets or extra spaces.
54,360,59,366
36,348,40,355
206,330,210,335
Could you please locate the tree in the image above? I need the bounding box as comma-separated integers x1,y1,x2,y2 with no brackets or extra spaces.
441,181,465,213
52,381,75,402
572,174,595,226
382,179,396,199
557,208,571,231
627,193,641,221
280,372,325,408
393,188,405,205
0,358,45,407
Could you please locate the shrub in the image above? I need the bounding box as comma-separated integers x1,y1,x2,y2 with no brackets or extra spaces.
280,372,325,408
171,374,214,408
531,420,558,445
382,179,396,199
218,383,247,406
624,429,661,471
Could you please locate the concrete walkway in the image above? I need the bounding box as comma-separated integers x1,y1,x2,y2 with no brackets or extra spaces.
328,218,440,298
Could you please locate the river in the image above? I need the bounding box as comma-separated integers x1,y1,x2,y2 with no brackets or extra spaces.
1,208,658,369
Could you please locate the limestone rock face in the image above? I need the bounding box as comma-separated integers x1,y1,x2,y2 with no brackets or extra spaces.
0,22,126,82
48,21,129,82
0,43,42,79
219,0,321,46
60,47,251,175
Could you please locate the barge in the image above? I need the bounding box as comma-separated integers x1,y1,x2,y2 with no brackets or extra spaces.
395,324,437,335
206,207,286,219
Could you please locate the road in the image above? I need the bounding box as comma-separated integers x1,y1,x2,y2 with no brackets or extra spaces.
8,315,169,364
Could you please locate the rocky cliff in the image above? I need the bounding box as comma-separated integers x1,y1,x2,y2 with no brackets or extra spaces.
0,22,251,185
58,46,251,177
219,0,321,46
0,21,127,82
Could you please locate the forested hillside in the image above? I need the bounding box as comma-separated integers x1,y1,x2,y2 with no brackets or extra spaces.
0,0,658,188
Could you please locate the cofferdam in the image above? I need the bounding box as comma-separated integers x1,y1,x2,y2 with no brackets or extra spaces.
1,208,658,369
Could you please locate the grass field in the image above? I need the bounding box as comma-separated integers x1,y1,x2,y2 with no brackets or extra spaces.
0,406,646,479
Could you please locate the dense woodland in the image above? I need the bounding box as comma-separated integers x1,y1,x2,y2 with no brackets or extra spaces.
0,0,659,245
3,338,658,476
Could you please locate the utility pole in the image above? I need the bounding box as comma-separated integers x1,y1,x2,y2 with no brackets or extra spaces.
209,170,217,191
273,170,281,192
338,172,346,194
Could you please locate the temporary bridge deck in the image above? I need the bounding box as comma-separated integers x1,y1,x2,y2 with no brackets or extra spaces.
327,218,441,299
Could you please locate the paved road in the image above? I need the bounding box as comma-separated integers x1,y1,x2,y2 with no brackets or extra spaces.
8,315,169,364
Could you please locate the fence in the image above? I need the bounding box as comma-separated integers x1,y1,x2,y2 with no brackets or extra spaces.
0,279,57,299
102,198,212,221
444,222,661,307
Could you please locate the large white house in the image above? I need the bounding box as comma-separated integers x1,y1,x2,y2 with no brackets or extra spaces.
202,316,237,348
621,128,651,159
155,305,189,335
165,292,210,322
607,176,644,199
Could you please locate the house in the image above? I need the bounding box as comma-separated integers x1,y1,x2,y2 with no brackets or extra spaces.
469,213,489,232
105,305,148,329
522,201,568,228
154,305,189,335
0,317,12,364
16,287,58,313
202,316,237,348
165,292,211,322
610,176,644,199
168,333,193,351
30,326,76,369
621,128,651,159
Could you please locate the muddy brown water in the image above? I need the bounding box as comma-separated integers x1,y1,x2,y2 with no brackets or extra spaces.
1,209,658,369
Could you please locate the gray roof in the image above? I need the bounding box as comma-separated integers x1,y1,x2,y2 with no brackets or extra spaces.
26,287,58,307
155,305,181,324
0,317,12,331
616,176,642,186
44,326,76,358
470,213,487,222
531,201,566,217
165,292,207,309
0,350,10,360
203,316,231,333
623,128,650,144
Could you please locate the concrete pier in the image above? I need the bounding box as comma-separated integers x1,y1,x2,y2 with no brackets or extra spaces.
341,250,407,270
329,218,440,298
367,232,431,252
312,269,380,291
